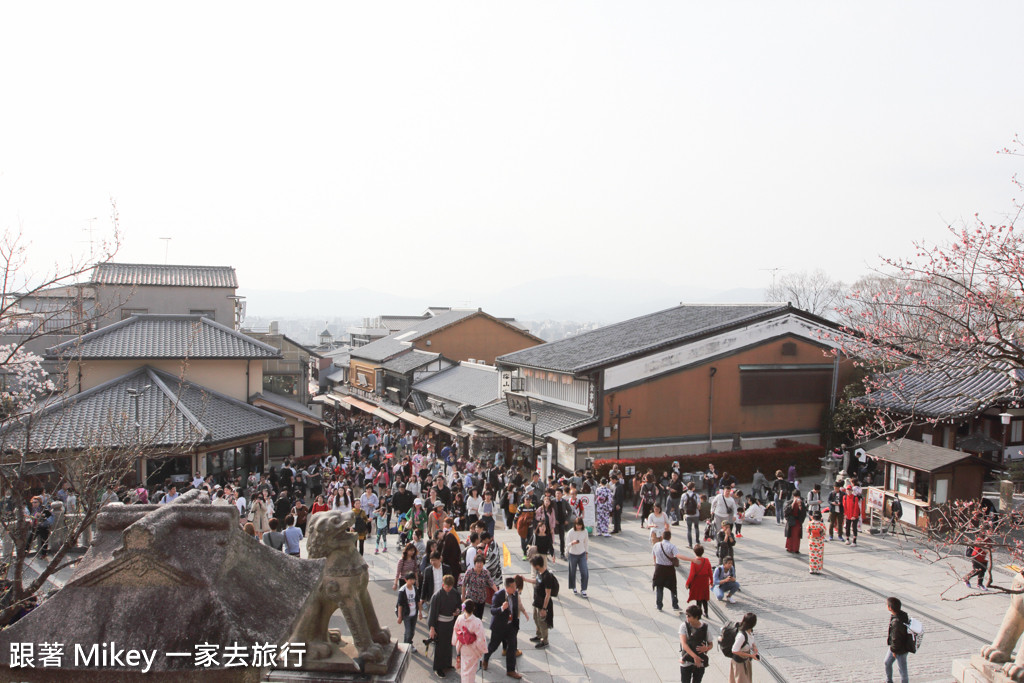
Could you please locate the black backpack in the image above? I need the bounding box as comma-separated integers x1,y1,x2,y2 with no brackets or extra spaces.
718,621,743,661
545,570,560,598
683,492,699,516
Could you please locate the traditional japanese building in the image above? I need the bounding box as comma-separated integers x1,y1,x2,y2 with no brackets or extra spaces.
859,362,1024,465
474,303,856,472
26,314,291,485
331,308,541,432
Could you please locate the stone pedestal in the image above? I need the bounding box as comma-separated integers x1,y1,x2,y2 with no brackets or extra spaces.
266,643,410,683
1001,480,1015,513
821,459,838,488
954,655,1020,683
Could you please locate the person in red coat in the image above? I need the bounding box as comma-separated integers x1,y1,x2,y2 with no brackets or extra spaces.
681,544,714,618
842,486,862,546
309,494,330,517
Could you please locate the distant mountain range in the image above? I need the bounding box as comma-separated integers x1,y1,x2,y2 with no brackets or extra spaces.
241,275,768,326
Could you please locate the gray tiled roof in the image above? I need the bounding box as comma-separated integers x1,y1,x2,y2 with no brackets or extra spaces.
471,400,595,438
250,391,322,423
859,363,1020,420
412,362,499,408
92,263,238,288
381,350,441,373
380,315,429,332
866,439,982,472
350,309,478,362
410,395,462,426
497,304,794,374
1,366,286,452
46,315,281,360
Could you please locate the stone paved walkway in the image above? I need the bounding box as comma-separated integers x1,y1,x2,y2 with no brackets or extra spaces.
357,507,1010,683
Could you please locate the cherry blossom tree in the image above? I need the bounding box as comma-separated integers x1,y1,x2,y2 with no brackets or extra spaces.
0,204,126,625
835,137,1024,599
838,137,1024,438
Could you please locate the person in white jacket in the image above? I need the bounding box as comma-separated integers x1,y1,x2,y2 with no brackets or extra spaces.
710,487,737,532
743,496,765,525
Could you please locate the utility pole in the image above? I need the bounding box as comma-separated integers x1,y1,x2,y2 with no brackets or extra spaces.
528,414,538,470
610,405,631,461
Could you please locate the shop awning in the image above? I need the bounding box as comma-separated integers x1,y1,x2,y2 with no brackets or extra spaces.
313,394,350,410
339,395,379,415
430,422,459,438
470,422,533,446
398,411,433,429
549,431,577,445
0,460,57,477
374,407,399,424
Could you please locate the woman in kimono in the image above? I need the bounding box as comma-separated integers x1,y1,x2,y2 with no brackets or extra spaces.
452,599,488,683
784,491,807,554
595,478,614,537
807,510,827,574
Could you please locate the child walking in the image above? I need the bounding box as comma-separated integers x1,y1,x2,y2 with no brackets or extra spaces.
374,503,389,554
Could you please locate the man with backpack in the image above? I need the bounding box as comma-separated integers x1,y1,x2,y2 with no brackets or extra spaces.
639,474,658,527
885,596,911,683
524,555,556,649
681,483,702,548
886,496,904,535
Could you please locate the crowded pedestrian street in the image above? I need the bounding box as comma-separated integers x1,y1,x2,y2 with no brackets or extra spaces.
353,486,1008,682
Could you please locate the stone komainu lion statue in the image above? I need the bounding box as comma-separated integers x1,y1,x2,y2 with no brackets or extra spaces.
983,572,1024,681
288,509,390,666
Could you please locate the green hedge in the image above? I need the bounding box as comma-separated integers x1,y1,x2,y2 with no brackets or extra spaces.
593,439,824,483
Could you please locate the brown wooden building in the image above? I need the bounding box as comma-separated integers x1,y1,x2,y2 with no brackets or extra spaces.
473,304,857,472
866,440,989,528
339,308,541,427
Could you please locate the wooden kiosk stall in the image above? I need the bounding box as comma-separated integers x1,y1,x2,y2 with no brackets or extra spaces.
866,440,990,529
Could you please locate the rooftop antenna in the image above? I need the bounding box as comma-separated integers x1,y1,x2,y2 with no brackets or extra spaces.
760,267,784,293
81,217,99,260
159,237,172,264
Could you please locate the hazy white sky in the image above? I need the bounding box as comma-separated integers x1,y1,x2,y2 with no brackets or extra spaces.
2,3,1022,302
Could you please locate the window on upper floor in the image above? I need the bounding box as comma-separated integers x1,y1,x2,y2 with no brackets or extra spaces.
264,373,298,397
740,365,833,406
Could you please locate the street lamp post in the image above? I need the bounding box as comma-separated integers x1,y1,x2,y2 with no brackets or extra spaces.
1000,411,1013,467
125,384,152,485
610,405,631,461
125,385,151,442
526,413,538,470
